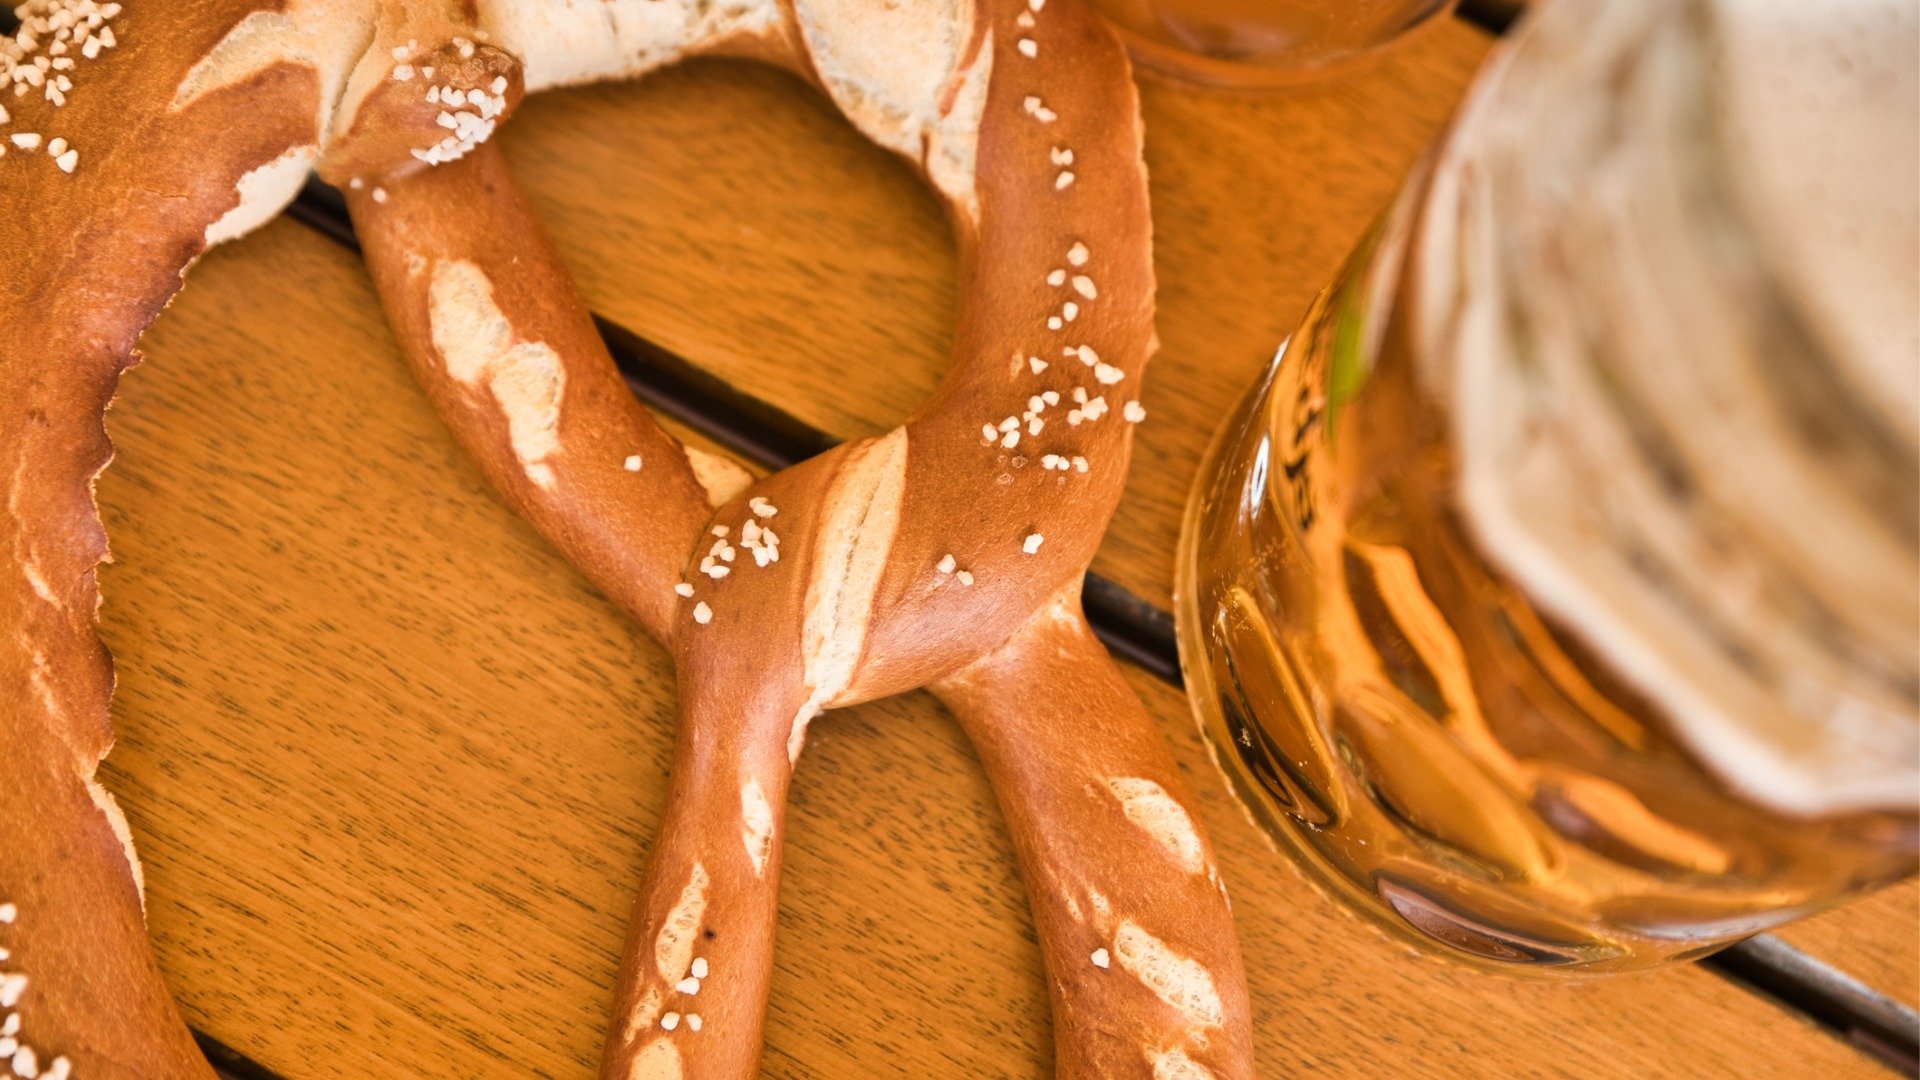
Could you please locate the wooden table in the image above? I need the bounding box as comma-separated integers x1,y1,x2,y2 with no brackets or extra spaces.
93,12,1917,1077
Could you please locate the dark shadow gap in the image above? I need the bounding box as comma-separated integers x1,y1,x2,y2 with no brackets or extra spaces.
1709,938,1920,1076
196,1030,284,1080
1455,0,1523,36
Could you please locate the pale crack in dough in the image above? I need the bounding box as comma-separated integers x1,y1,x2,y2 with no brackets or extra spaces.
788,428,908,762
21,560,57,606
477,0,786,92
793,0,990,222
428,260,567,488
1106,778,1205,875
741,776,774,876
1113,921,1223,1029
627,1037,683,1080
1150,1047,1218,1080
684,447,753,507
655,862,710,983
24,647,59,725
205,146,319,247
174,6,372,146
87,778,146,912
620,986,664,1049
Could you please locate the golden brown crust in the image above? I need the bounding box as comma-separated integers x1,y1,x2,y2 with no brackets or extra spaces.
934,586,1254,1080
6,0,1254,1075
0,2,542,1071
1,1,349,1071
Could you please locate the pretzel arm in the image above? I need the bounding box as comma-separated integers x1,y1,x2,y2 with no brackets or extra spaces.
599,623,819,1079
349,141,715,642
598,697,793,1079
0,3,392,1072
933,587,1255,1080
0,683,214,1079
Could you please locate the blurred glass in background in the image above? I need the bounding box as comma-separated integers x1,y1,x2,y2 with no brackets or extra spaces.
1175,0,1920,973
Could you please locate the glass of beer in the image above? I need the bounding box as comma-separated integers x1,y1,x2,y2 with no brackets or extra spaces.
1175,0,1919,972
1089,0,1460,84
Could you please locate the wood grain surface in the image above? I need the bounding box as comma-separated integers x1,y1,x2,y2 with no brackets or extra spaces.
87,20,1911,1079
1778,883,1920,1011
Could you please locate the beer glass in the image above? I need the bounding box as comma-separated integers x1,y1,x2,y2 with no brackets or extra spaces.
1175,0,1920,972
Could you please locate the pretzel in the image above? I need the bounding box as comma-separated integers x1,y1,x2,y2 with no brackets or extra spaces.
0,1,1254,1076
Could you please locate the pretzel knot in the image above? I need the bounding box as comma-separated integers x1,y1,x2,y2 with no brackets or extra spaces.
1,1,1252,1076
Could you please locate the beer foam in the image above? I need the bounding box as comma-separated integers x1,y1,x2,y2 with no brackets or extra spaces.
1414,0,1920,815
1713,0,1920,448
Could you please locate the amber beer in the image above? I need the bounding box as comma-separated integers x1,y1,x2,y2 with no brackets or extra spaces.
1089,0,1456,82
1176,0,1919,972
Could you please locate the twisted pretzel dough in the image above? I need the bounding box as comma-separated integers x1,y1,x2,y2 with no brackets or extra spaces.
0,1,1253,1075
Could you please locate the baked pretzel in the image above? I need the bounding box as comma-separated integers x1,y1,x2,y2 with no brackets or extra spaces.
0,1,1255,1076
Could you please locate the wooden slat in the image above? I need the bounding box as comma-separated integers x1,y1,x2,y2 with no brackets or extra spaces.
1777,884,1920,1012
492,20,1919,1017
97,210,1886,1076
